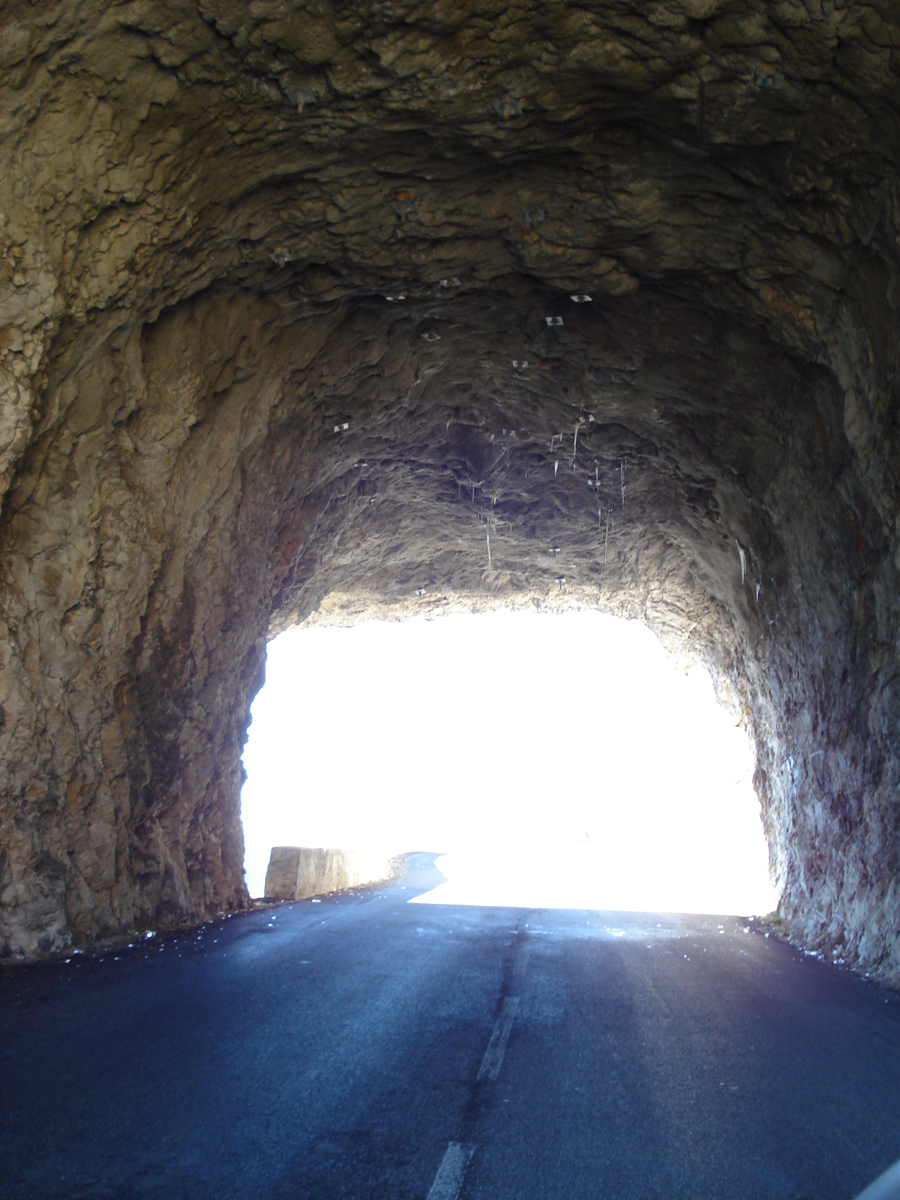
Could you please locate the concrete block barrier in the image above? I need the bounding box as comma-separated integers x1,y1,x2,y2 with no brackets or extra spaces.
264,847,394,901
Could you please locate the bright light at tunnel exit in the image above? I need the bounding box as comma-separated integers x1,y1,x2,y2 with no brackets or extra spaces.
240,611,779,916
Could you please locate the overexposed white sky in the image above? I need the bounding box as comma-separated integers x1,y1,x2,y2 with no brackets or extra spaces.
240,610,778,914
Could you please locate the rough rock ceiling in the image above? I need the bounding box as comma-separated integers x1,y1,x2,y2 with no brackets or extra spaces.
0,1,898,980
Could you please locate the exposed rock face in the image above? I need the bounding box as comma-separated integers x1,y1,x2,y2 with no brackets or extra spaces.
0,1,898,978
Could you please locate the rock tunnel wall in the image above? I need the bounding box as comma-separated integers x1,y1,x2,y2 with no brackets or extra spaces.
0,0,898,979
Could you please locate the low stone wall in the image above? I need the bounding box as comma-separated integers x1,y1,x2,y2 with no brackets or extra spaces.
264,847,394,901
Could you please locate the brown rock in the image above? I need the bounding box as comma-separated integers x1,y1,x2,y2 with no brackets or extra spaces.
0,0,897,982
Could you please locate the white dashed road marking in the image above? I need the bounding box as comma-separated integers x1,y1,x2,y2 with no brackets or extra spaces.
426,1141,476,1200
512,945,531,981
424,939,529,1195
477,995,520,1081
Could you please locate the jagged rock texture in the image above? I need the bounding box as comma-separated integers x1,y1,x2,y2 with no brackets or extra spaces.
0,0,899,979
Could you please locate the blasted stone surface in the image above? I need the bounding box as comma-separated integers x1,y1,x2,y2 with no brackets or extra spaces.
0,1,898,980
264,846,394,901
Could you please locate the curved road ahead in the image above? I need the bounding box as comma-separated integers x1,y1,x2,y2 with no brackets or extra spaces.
2,854,899,1199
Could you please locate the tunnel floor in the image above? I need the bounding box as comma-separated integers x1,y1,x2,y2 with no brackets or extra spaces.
1,854,898,1200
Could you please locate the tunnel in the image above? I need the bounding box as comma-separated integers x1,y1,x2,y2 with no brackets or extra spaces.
0,0,898,985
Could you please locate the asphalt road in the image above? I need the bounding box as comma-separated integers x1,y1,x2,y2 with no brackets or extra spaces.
2,853,899,1200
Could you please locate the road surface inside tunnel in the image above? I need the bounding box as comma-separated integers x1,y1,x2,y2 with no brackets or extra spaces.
1,854,898,1200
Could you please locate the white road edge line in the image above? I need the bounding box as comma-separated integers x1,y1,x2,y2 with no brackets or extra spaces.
426,1141,476,1200
477,995,520,1081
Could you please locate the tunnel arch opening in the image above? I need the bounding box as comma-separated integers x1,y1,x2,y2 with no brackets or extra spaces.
241,609,779,916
